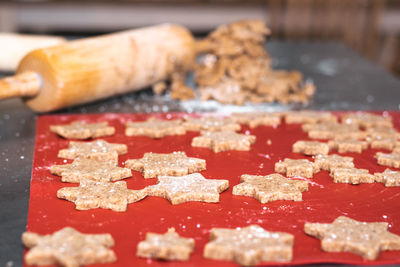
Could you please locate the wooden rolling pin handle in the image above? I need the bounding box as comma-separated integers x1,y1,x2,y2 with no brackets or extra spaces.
0,71,41,100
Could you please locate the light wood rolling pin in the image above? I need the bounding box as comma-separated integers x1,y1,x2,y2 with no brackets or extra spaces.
0,33,66,72
0,24,195,112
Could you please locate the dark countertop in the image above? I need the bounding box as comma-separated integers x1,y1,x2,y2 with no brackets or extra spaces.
0,41,399,266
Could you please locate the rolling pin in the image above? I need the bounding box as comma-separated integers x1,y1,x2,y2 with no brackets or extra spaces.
0,33,66,72
0,24,195,112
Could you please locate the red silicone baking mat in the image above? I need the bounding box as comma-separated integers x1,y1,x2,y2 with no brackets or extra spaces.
25,112,400,266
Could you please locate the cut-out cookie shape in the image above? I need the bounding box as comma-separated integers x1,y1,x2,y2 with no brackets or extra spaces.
314,154,354,171
328,138,368,153
232,174,309,203
374,169,400,187
191,131,256,152
203,225,294,266
375,152,400,168
329,167,375,184
145,173,229,205
57,180,146,212
58,140,127,161
125,117,186,138
275,158,320,178
50,121,115,139
137,228,195,261
342,112,393,129
50,158,132,183
125,152,206,179
183,116,241,132
22,227,116,266
304,216,400,260
231,112,282,128
302,122,361,140
285,111,337,124
292,140,330,156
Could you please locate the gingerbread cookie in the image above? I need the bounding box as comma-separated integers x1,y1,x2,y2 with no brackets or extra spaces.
22,227,116,266
203,225,294,266
50,158,132,183
342,112,393,129
304,216,400,260
369,137,399,150
374,169,400,187
57,180,147,212
302,122,361,140
183,116,241,132
146,173,229,205
231,112,282,128
50,121,115,139
58,140,127,162
137,228,195,261
329,167,375,184
125,152,206,179
191,131,256,152
275,158,320,178
314,154,354,171
285,111,337,124
375,152,400,168
125,117,186,138
292,140,330,156
328,138,368,153
232,174,309,203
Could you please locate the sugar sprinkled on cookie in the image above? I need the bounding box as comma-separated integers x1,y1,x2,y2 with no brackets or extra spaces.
50,121,115,139
191,131,256,152
275,158,320,178
57,180,147,212
22,227,116,266
304,216,400,260
58,139,127,161
137,228,195,261
50,158,132,183
232,174,309,203
203,225,294,266
125,117,186,138
145,173,229,205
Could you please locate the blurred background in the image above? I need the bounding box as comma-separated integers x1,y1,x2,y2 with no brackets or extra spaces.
0,0,399,76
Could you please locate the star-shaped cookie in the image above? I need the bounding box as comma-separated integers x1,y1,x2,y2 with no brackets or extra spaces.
183,116,241,132
191,131,256,152
203,225,294,266
342,112,393,129
57,180,147,212
125,117,186,138
275,158,320,178
50,158,132,183
125,152,206,178
50,121,115,139
285,111,337,124
146,173,229,204
314,154,354,171
329,167,375,184
137,228,195,261
232,174,309,203
376,152,400,168
231,112,282,128
328,138,368,153
292,140,330,156
22,227,116,266
304,216,400,260
374,169,400,187
58,140,127,162
302,122,361,140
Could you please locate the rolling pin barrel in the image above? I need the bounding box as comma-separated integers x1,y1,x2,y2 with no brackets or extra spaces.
0,24,195,112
